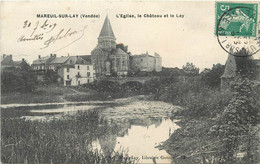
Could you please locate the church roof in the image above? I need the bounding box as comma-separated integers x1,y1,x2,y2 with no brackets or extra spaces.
98,15,115,39
112,48,128,55
221,54,237,78
221,48,258,79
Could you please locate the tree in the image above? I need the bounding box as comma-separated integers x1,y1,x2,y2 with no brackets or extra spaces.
142,78,161,95
201,64,225,88
182,62,199,75
211,78,259,163
235,57,258,80
44,70,58,84
1,67,37,93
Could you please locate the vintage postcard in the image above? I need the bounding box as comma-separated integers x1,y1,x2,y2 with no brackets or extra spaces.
1,1,260,164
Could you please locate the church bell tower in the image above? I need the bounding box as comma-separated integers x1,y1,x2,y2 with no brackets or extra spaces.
98,15,116,51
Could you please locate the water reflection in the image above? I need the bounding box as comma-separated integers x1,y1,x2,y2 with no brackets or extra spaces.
94,117,179,163
2,97,180,163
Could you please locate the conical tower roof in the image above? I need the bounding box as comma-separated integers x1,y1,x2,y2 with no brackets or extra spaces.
221,54,237,78
98,15,115,39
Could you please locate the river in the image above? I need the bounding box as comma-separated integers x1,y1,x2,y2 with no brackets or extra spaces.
1,95,181,163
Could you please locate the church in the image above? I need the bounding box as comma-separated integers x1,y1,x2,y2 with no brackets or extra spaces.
91,15,129,77
91,15,162,77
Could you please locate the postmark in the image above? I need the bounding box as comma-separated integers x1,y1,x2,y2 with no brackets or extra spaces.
216,2,260,56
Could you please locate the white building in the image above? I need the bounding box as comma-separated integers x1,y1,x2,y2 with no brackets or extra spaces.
58,56,95,86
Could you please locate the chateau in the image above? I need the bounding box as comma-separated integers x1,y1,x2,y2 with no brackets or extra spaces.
91,15,162,77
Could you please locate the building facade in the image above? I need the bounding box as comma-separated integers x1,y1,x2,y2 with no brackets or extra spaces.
59,56,95,86
91,15,162,77
91,15,130,77
31,54,95,86
31,54,56,71
130,52,162,72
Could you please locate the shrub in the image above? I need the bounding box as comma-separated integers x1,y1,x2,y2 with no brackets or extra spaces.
1,69,37,93
1,110,136,163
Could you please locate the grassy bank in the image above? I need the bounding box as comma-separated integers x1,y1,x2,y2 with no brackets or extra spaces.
1,110,136,163
157,79,260,164
1,85,112,104
1,82,140,104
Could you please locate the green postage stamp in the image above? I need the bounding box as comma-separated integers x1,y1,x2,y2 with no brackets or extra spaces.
216,2,258,37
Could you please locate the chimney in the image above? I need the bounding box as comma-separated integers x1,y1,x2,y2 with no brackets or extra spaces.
38,55,41,59
22,58,25,62
10,55,12,59
53,54,56,57
3,54,6,59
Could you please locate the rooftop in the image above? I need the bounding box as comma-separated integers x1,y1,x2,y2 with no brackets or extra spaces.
50,56,69,64
32,56,54,64
98,15,116,39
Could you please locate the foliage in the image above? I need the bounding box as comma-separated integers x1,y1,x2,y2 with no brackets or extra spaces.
179,89,232,118
161,79,259,164
210,78,259,163
142,78,161,95
182,62,199,75
235,57,258,80
159,52,259,164
201,63,225,88
121,82,143,93
86,80,121,93
158,76,203,104
64,92,111,101
1,110,136,164
44,70,59,84
1,66,37,93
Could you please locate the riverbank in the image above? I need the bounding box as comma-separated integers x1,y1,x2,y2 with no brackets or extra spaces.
1,95,180,163
1,84,129,104
157,79,260,164
1,109,137,164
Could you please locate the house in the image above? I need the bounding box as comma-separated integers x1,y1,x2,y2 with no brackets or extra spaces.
58,56,95,86
31,54,95,85
78,55,92,63
130,52,162,72
1,54,27,70
48,56,70,71
31,54,56,71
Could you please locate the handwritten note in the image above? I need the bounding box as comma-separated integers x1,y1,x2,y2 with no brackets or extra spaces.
17,19,87,52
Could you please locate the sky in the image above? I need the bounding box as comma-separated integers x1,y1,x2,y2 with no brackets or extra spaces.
1,1,260,70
